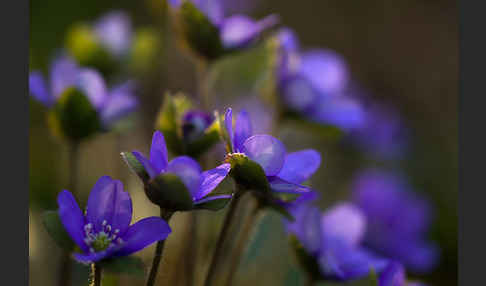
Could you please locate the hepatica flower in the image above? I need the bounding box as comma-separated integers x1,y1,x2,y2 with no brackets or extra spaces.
287,202,388,282
168,0,278,59
57,176,171,263
378,261,427,286
127,130,231,211
352,169,439,273
222,108,321,205
29,56,138,140
94,11,133,58
275,28,365,131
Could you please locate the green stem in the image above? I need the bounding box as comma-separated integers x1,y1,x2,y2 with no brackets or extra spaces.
58,141,81,286
204,190,244,286
146,209,173,286
89,263,102,286
224,204,261,286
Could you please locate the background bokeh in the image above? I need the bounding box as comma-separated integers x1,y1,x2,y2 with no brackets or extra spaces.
29,0,457,285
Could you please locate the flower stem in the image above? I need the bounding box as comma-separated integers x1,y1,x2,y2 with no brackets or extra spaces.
204,190,244,286
58,141,81,286
89,263,102,286
224,204,262,286
146,208,173,286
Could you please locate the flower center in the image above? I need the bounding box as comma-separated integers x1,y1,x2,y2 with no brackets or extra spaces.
83,220,123,253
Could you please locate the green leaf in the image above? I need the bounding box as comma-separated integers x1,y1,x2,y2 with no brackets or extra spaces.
194,195,232,211
49,87,101,142
99,256,145,277
121,151,150,183
146,173,194,211
179,2,224,60
42,211,74,251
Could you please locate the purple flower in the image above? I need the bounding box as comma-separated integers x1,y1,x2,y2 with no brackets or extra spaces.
352,169,440,273
275,28,365,131
168,0,278,50
29,56,138,129
287,202,388,281
223,108,321,202
131,130,231,207
94,11,133,57
379,261,427,286
349,102,409,158
57,176,171,264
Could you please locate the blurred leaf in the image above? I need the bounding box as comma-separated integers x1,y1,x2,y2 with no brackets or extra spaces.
100,256,145,277
42,210,74,251
130,28,161,74
146,173,194,211
121,151,150,183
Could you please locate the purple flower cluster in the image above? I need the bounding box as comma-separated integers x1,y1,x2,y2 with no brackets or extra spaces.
58,176,171,263
29,56,137,129
275,28,365,131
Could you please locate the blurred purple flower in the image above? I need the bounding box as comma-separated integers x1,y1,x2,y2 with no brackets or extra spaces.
29,56,138,129
275,28,365,131
287,202,388,281
350,102,409,158
352,169,440,273
223,108,321,201
57,176,171,264
168,0,278,50
94,11,133,57
131,131,231,205
379,261,427,286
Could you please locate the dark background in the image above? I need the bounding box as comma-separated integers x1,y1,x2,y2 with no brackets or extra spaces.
29,0,457,285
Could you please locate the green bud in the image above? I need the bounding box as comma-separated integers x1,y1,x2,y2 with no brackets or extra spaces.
48,87,101,142
65,24,117,75
144,173,194,211
130,28,161,74
179,2,224,60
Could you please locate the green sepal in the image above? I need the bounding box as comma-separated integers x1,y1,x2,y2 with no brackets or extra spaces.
145,173,194,211
227,153,270,193
179,2,224,60
366,267,379,286
99,256,145,277
49,87,101,142
42,210,75,252
121,152,150,183
289,235,322,282
155,92,192,155
65,24,117,76
193,195,232,211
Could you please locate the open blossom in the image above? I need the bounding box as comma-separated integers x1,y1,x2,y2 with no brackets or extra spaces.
287,202,388,281
223,108,321,201
131,130,231,206
275,28,365,131
29,56,138,129
352,169,439,273
168,0,278,50
57,176,171,264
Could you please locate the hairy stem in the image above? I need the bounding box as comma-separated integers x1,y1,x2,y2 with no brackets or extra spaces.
89,263,102,286
204,190,244,286
224,204,261,286
146,209,174,286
